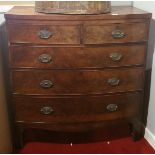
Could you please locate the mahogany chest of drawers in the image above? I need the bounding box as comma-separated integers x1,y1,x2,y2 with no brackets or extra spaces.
5,6,152,147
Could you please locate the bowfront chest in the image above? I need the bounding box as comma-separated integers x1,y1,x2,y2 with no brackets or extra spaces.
5,6,152,147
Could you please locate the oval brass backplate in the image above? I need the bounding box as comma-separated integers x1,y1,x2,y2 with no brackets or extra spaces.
107,78,120,86
109,52,123,61
112,29,125,39
38,54,52,63
38,29,53,39
40,106,54,115
106,104,118,112
40,80,53,88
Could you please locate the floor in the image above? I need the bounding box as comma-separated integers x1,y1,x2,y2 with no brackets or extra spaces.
20,137,155,154
18,123,155,154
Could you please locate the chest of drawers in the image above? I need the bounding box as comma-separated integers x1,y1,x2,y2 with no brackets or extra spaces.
5,6,152,147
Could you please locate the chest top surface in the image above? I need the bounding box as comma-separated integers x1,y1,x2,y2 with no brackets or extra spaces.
5,6,151,21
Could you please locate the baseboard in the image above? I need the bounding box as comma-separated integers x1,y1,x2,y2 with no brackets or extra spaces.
144,127,155,150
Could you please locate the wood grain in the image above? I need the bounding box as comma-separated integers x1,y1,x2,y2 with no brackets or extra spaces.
84,23,148,44
4,6,151,21
13,92,141,123
10,45,146,69
7,24,81,44
11,68,144,95
4,6,152,145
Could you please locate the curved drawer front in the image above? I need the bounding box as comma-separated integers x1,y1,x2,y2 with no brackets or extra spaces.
10,45,145,69
7,24,80,44
12,68,144,95
13,92,141,123
84,23,148,44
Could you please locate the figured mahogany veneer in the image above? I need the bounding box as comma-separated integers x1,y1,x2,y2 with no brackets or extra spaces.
13,92,141,123
84,23,148,44
12,68,143,95
4,6,152,147
7,22,148,45
7,24,81,44
10,45,146,69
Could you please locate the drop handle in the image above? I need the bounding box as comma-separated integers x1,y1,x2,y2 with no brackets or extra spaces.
106,104,118,112
38,54,52,63
107,78,120,86
40,80,54,88
40,106,54,115
109,52,123,61
112,29,125,39
38,29,53,39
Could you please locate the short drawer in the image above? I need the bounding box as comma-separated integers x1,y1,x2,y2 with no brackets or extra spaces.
13,92,141,123
84,23,148,44
10,44,146,69
7,24,80,44
12,68,144,95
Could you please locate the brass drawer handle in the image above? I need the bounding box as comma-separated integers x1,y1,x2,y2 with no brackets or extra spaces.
38,29,53,39
112,29,125,39
40,106,54,115
40,80,53,88
108,78,120,86
38,54,52,63
106,104,118,112
110,52,122,61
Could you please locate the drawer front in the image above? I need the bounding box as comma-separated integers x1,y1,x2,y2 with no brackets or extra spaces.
84,23,148,44
13,92,141,123
10,45,145,69
12,68,144,95
7,24,80,44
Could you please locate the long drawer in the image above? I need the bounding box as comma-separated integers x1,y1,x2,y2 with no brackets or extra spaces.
7,24,81,44
84,23,148,44
13,92,141,123
11,68,144,95
10,45,146,69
